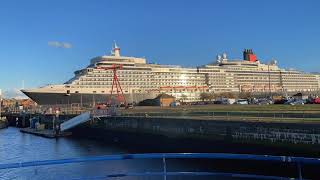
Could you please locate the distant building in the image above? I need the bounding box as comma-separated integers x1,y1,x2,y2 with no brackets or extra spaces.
155,94,176,107
1,99,17,108
20,99,37,109
138,93,176,107
1,98,37,111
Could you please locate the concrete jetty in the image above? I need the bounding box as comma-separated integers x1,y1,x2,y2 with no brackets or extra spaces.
0,118,8,129
20,128,72,138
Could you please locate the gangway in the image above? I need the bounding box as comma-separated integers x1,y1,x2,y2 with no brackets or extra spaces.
60,112,91,132
60,108,116,132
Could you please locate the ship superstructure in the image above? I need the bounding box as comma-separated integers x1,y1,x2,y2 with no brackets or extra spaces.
22,43,320,105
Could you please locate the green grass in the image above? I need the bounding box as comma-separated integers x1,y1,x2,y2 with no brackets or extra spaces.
122,104,320,114
119,104,320,123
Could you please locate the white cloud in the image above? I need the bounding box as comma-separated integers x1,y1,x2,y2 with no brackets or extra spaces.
2,88,27,99
48,41,72,49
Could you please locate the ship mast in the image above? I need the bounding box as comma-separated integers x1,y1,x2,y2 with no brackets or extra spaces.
112,41,121,57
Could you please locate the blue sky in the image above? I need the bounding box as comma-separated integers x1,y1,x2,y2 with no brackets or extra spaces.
0,0,319,97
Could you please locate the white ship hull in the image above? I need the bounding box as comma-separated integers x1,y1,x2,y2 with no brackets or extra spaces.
22,90,157,105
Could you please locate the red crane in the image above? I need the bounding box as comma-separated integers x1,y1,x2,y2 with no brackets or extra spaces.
96,64,126,106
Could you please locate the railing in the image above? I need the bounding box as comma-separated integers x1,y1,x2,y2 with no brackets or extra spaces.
120,111,320,122
4,106,320,120
0,153,319,179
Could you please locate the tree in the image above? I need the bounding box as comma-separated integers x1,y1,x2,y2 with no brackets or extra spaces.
200,93,208,101
219,92,236,99
200,92,214,101
207,93,214,101
238,92,252,99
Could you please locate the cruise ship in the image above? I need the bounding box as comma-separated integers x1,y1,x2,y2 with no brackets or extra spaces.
22,43,320,105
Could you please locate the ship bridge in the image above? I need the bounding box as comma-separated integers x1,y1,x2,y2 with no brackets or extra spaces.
90,42,147,66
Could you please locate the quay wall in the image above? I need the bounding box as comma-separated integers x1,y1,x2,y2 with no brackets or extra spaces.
5,112,320,155
0,120,8,129
94,117,320,145
71,116,320,156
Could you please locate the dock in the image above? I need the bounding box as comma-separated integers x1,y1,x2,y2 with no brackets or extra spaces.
0,122,8,129
20,128,72,138
0,119,8,129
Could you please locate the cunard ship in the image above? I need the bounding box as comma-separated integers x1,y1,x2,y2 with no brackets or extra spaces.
22,42,320,105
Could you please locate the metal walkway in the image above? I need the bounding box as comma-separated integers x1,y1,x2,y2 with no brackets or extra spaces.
60,112,91,131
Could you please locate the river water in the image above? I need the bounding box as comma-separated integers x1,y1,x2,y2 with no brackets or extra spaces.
2,127,315,180
0,127,230,180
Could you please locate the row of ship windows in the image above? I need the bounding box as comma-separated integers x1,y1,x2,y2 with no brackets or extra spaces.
209,77,318,83
198,70,221,73
282,82,318,85
78,82,149,85
73,86,157,89
86,75,152,78
84,74,318,80
79,79,205,82
70,87,319,92
154,76,203,79
161,89,209,93
81,79,152,81
282,85,319,87
75,79,318,86
208,75,228,77
212,83,235,85
236,80,280,82
83,76,205,80
208,78,318,83
72,86,209,91
200,75,317,80
235,73,315,77
77,82,203,86
282,78,317,80
88,70,317,77
154,72,201,75
90,70,152,74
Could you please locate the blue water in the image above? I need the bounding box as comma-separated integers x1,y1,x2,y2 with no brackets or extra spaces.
0,128,225,180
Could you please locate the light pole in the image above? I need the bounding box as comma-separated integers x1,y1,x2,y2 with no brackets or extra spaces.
80,94,83,108
268,64,271,97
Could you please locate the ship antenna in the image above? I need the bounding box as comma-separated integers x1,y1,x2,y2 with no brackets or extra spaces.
112,40,121,57
113,40,119,49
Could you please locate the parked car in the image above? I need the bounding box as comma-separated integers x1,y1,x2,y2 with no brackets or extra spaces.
214,100,229,104
213,100,223,104
274,99,288,104
214,98,234,104
314,98,320,104
257,98,273,105
127,103,134,109
170,101,180,107
285,99,305,105
234,99,249,105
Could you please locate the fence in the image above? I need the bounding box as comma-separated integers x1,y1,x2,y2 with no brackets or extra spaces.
120,111,320,121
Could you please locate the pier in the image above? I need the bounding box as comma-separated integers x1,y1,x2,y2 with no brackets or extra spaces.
20,128,72,138
0,120,8,129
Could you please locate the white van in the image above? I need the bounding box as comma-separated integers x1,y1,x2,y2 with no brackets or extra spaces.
235,99,249,105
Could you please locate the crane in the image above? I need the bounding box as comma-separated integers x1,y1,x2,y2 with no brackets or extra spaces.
96,64,126,106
